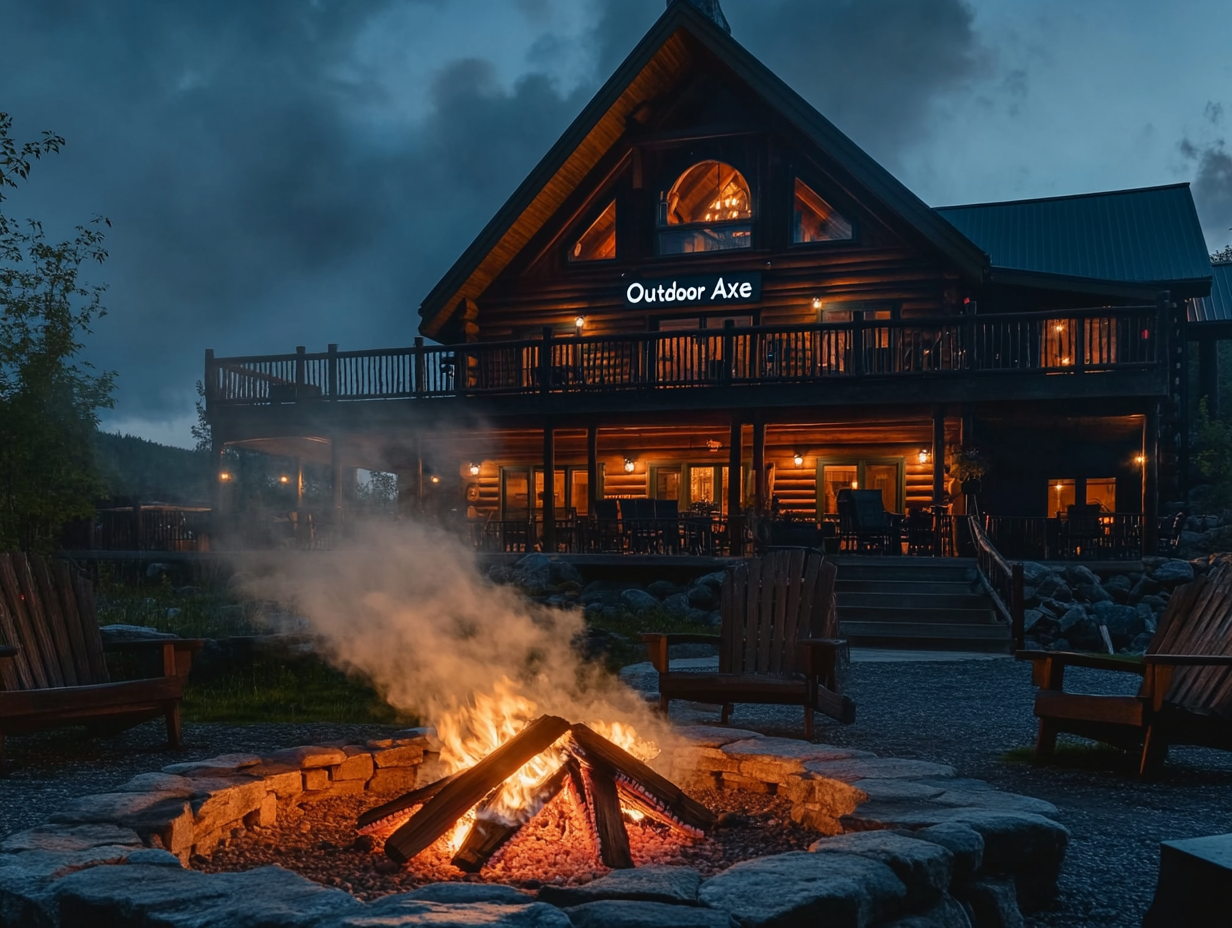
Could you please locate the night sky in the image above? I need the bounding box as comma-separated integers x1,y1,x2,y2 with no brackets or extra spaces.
2,0,1229,446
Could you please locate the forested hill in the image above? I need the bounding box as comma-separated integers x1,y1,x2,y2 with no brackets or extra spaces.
94,432,210,506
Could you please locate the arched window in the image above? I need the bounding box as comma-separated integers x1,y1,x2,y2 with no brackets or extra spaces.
569,201,617,262
658,160,753,254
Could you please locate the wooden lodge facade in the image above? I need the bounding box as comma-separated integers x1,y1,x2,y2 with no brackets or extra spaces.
203,1,1214,560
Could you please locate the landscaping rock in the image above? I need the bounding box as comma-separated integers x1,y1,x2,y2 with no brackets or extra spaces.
809,831,953,906
687,585,718,610
663,593,690,616
620,589,661,614
941,812,1068,911
538,866,700,907
1056,605,1088,635
698,851,908,927
1150,559,1194,587
913,823,984,881
849,780,946,803
953,878,1023,928
685,608,712,625
563,900,735,928
694,571,727,590
648,580,682,599
0,824,143,855
804,757,955,783
351,896,571,927
879,895,973,928
264,746,347,769
53,863,360,927
406,883,533,905
114,774,197,797
672,726,763,748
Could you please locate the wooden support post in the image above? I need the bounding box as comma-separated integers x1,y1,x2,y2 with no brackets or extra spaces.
728,418,743,555
327,343,338,400
1199,337,1219,419
295,345,306,397
295,456,304,511
752,420,766,515
540,326,553,398
1144,404,1160,555
542,420,556,552
413,337,425,396
587,422,599,514
132,503,143,552
933,407,946,554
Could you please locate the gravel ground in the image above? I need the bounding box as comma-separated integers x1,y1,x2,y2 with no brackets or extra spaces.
4,658,1231,927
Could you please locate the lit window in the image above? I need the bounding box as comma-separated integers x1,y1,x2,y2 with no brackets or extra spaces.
570,201,617,262
658,160,753,254
792,179,852,243
1087,478,1117,513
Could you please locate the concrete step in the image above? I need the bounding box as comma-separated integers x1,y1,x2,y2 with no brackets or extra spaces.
839,605,996,624
836,579,984,596
844,629,1013,652
833,558,978,583
837,591,991,610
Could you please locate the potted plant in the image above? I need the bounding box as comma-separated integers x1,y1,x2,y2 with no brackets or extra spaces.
949,444,989,495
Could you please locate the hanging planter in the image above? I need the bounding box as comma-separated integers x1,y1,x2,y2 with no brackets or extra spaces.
961,477,983,495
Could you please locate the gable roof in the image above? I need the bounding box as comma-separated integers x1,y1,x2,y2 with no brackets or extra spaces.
417,0,988,340
935,184,1212,296
1189,262,1232,324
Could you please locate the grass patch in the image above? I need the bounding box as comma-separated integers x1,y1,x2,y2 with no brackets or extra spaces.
1003,740,1130,771
183,656,415,726
96,575,270,639
586,606,716,670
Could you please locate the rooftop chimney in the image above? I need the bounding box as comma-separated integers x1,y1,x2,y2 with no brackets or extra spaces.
674,0,730,34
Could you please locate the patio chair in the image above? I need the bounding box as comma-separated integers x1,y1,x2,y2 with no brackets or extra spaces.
0,553,202,770
592,499,623,553
621,499,660,553
837,489,901,554
1017,555,1232,777
641,547,854,737
654,499,682,554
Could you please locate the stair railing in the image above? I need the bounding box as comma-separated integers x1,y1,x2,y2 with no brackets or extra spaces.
962,515,1025,652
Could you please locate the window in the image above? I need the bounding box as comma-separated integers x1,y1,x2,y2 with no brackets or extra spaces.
1049,479,1076,517
658,160,753,254
820,459,903,516
792,179,852,243
1048,477,1116,516
501,466,591,519
1087,478,1116,512
569,201,616,262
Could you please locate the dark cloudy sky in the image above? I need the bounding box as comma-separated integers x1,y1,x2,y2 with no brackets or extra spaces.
2,0,1229,446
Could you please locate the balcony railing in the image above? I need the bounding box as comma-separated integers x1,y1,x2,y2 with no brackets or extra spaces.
206,302,1165,406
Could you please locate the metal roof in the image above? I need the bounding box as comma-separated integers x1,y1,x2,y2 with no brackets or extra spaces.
935,184,1212,289
1189,262,1232,324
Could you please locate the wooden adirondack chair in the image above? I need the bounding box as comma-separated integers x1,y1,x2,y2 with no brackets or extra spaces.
1018,555,1232,777
641,548,855,738
0,553,201,770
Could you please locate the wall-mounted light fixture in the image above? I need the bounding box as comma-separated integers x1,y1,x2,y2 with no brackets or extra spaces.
430,475,441,484
279,475,290,484
469,463,481,476
623,458,636,473
918,449,931,465
1135,454,1146,466
851,480,859,489
219,472,232,482
574,316,586,331
793,453,805,467
812,297,823,310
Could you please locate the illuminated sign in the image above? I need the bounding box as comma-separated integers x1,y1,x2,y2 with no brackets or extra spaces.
623,272,761,309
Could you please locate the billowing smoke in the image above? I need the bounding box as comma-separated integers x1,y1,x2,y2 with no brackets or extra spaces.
1181,138,1232,251
247,520,674,762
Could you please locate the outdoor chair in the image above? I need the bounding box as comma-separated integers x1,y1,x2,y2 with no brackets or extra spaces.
621,499,660,553
641,547,855,737
591,500,623,553
1017,555,1232,777
837,488,901,555
0,553,202,770
1157,511,1185,556
654,499,682,554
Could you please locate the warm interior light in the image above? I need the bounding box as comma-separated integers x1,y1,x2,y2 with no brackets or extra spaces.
1054,324,1064,332
918,449,930,465
851,480,859,489
793,453,804,467
1056,482,1064,491
812,298,823,310
574,316,585,330
623,458,636,473
219,472,232,482
279,475,290,484
469,463,481,476
1135,454,1146,465
430,475,440,484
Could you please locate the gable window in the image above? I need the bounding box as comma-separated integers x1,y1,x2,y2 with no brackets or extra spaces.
792,179,853,243
658,160,753,254
569,200,617,262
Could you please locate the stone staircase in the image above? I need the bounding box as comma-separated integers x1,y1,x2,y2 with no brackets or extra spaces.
835,556,1012,652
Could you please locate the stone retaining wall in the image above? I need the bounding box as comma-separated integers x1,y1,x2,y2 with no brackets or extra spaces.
0,726,1068,928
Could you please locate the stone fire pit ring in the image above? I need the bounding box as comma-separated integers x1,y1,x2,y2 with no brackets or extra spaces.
0,726,1067,927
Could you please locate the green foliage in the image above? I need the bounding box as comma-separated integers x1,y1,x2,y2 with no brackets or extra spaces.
96,576,268,639
0,112,115,551
1212,244,1232,264
1194,398,1232,505
93,431,211,505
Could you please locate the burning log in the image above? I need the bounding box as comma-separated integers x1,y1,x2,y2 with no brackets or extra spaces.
568,723,715,836
581,762,634,869
356,772,462,834
384,715,570,865
451,765,569,873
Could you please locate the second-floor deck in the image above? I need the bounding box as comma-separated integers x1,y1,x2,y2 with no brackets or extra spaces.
206,301,1169,416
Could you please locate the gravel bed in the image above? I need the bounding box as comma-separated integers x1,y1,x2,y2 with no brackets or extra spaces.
4,658,1231,926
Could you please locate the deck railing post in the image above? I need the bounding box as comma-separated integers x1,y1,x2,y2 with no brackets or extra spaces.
1074,314,1085,374
1011,562,1025,652
541,326,553,397
327,343,338,400
851,318,864,376
413,337,425,396
454,346,468,397
295,346,306,400
722,319,734,385
204,349,217,404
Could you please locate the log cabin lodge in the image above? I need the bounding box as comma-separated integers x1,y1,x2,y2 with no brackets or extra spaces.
203,0,1225,563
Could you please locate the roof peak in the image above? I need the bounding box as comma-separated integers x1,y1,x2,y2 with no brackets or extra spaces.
673,0,730,34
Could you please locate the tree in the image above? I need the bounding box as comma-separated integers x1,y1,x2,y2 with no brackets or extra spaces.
0,112,115,552
1213,244,1232,265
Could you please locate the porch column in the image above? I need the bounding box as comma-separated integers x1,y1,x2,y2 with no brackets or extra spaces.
542,420,556,551
931,408,946,507
1143,404,1160,555
295,456,304,510
752,420,766,514
728,418,743,556
210,441,228,514
1198,337,1219,419
587,422,599,513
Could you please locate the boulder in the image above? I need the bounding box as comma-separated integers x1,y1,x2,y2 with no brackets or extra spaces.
0,824,143,855
940,812,1068,911
563,900,735,928
685,608,712,625
663,593,691,617
98,625,177,644
953,878,1023,928
805,757,956,783
350,896,571,927
406,883,532,905
1090,602,1145,645
1062,564,1099,588
548,560,583,585
648,580,682,599
687,585,718,610
1020,562,1051,585
1021,610,1045,633
809,831,953,906
694,571,727,591
914,822,984,881
698,851,908,927
878,895,973,928
538,866,701,907
621,589,661,614
1150,559,1195,587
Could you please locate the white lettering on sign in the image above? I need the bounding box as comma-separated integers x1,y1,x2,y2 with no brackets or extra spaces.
626,276,758,305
